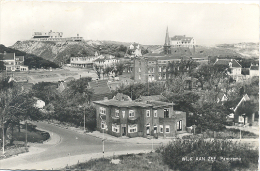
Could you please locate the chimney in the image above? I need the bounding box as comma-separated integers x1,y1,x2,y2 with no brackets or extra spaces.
104,97,108,101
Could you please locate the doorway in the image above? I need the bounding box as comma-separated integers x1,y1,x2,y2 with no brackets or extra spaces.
122,126,126,136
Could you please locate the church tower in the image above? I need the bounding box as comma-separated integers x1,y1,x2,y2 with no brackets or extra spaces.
164,27,171,54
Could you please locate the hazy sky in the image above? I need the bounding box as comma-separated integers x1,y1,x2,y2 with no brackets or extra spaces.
0,2,259,46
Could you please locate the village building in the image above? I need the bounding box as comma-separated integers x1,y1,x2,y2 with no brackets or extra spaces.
213,58,242,81
70,53,99,68
227,94,255,125
249,64,259,77
93,54,120,68
93,96,186,138
0,52,28,71
125,43,142,58
133,56,193,85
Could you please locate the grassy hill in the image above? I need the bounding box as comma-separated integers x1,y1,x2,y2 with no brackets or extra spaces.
11,40,149,65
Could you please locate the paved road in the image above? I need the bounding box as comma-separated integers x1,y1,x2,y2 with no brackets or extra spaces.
0,121,156,170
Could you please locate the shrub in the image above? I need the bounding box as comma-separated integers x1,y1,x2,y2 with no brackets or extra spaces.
161,139,258,171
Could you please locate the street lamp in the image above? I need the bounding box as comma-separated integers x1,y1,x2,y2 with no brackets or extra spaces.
240,114,246,140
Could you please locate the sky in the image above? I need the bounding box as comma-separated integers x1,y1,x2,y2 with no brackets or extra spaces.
0,1,259,46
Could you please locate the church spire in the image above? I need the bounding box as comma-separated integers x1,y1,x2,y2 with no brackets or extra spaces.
164,26,171,54
164,26,170,46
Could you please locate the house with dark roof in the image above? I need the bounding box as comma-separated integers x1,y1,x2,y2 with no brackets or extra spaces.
0,52,28,71
93,97,186,138
88,80,113,101
227,94,255,125
214,58,242,81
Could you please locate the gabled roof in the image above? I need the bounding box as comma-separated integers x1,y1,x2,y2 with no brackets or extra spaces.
234,94,250,112
214,59,241,68
250,65,259,70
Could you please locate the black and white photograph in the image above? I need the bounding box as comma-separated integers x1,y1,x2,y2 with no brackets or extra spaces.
0,1,259,170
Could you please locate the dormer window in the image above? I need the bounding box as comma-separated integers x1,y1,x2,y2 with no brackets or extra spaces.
229,62,232,67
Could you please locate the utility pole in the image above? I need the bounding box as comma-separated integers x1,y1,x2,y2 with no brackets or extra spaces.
2,116,4,155
84,106,85,132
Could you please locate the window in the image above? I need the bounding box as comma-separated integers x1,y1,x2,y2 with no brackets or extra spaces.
154,125,157,134
159,67,162,72
128,124,137,133
146,110,150,117
160,125,163,133
139,75,141,80
152,68,154,73
139,68,141,72
100,107,106,115
112,124,120,133
177,120,182,131
129,110,135,117
164,109,169,118
115,109,119,117
239,116,244,123
122,111,125,118
229,113,234,118
165,125,170,133
101,121,107,129
154,110,157,117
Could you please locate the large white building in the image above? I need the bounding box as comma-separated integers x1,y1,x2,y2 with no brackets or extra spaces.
93,55,120,68
170,35,196,48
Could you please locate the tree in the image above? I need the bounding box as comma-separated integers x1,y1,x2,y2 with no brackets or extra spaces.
94,65,101,79
32,82,59,104
0,79,41,145
194,102,229,131
114,62,125,76
192,63,229,90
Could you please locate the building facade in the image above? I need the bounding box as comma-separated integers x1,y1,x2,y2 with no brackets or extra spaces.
0,52,28,71
133,56,193,84
93,55,120,68
249,65,259,77
93,98,186,138
70,56,99,68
